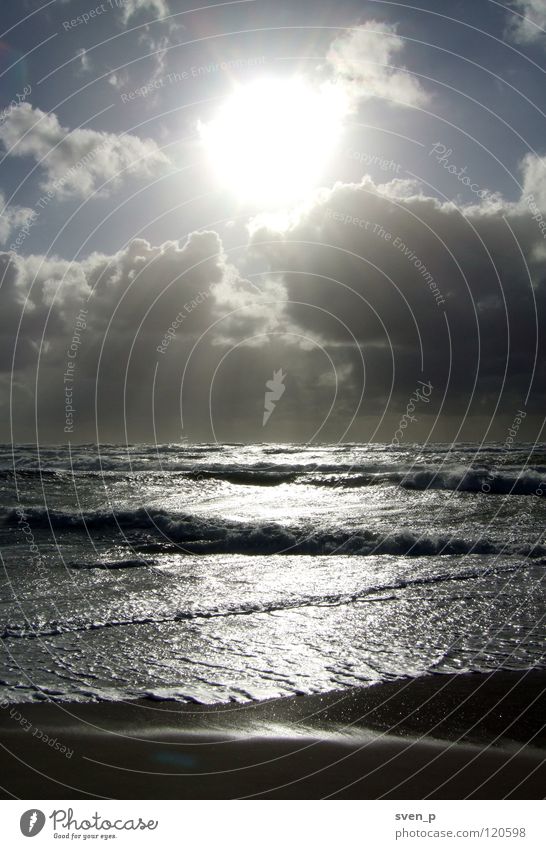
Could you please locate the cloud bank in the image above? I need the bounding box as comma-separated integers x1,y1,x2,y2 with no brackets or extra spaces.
2,150,545,443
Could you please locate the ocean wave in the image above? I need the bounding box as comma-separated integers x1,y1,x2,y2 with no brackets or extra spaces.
0,563,521,640
0,461,343,476
0,467,300,485
401,468,546,495
2,457,545,494
185,469,299,485
3,506,545,558
306,473,399,488
68,558,158,570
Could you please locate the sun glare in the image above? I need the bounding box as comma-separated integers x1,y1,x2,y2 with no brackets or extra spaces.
200,77,346,206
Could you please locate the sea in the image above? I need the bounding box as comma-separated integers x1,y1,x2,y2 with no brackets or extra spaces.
1,442,545,704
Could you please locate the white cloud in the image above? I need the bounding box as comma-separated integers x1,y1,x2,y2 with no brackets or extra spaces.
326,22,429,108
520,153,546,209
120,0,169,24
60,0,169,21
107,71,129,89
138,31,171,84
507,0,546,45
75,48,92,75
0,194,35,246
0,103,171,200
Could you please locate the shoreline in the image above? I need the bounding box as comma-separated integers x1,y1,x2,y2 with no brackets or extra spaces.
1,670,544,799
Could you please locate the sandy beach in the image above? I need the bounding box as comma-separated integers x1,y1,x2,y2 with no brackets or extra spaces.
1,670,544,799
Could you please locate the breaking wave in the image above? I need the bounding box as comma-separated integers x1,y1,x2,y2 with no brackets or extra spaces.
401,467,546,495
68,558,158,570
2,460,544,495
0,562,522,640
3,506,545,558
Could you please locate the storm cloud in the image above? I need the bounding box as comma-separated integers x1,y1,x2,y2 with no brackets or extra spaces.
2,152,545,443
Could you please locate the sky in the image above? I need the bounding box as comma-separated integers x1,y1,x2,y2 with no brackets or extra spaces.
0,0,545,444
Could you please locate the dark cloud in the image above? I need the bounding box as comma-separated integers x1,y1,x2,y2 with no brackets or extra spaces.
247,165,546,438
3,152,546,443
0,230,293,442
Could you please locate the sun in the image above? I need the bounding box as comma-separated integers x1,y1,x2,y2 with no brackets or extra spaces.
200,77,346,206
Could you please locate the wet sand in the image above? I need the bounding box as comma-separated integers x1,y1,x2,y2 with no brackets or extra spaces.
0,670,544,799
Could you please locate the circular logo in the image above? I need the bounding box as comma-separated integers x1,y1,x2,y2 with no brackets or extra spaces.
20,810,46,837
